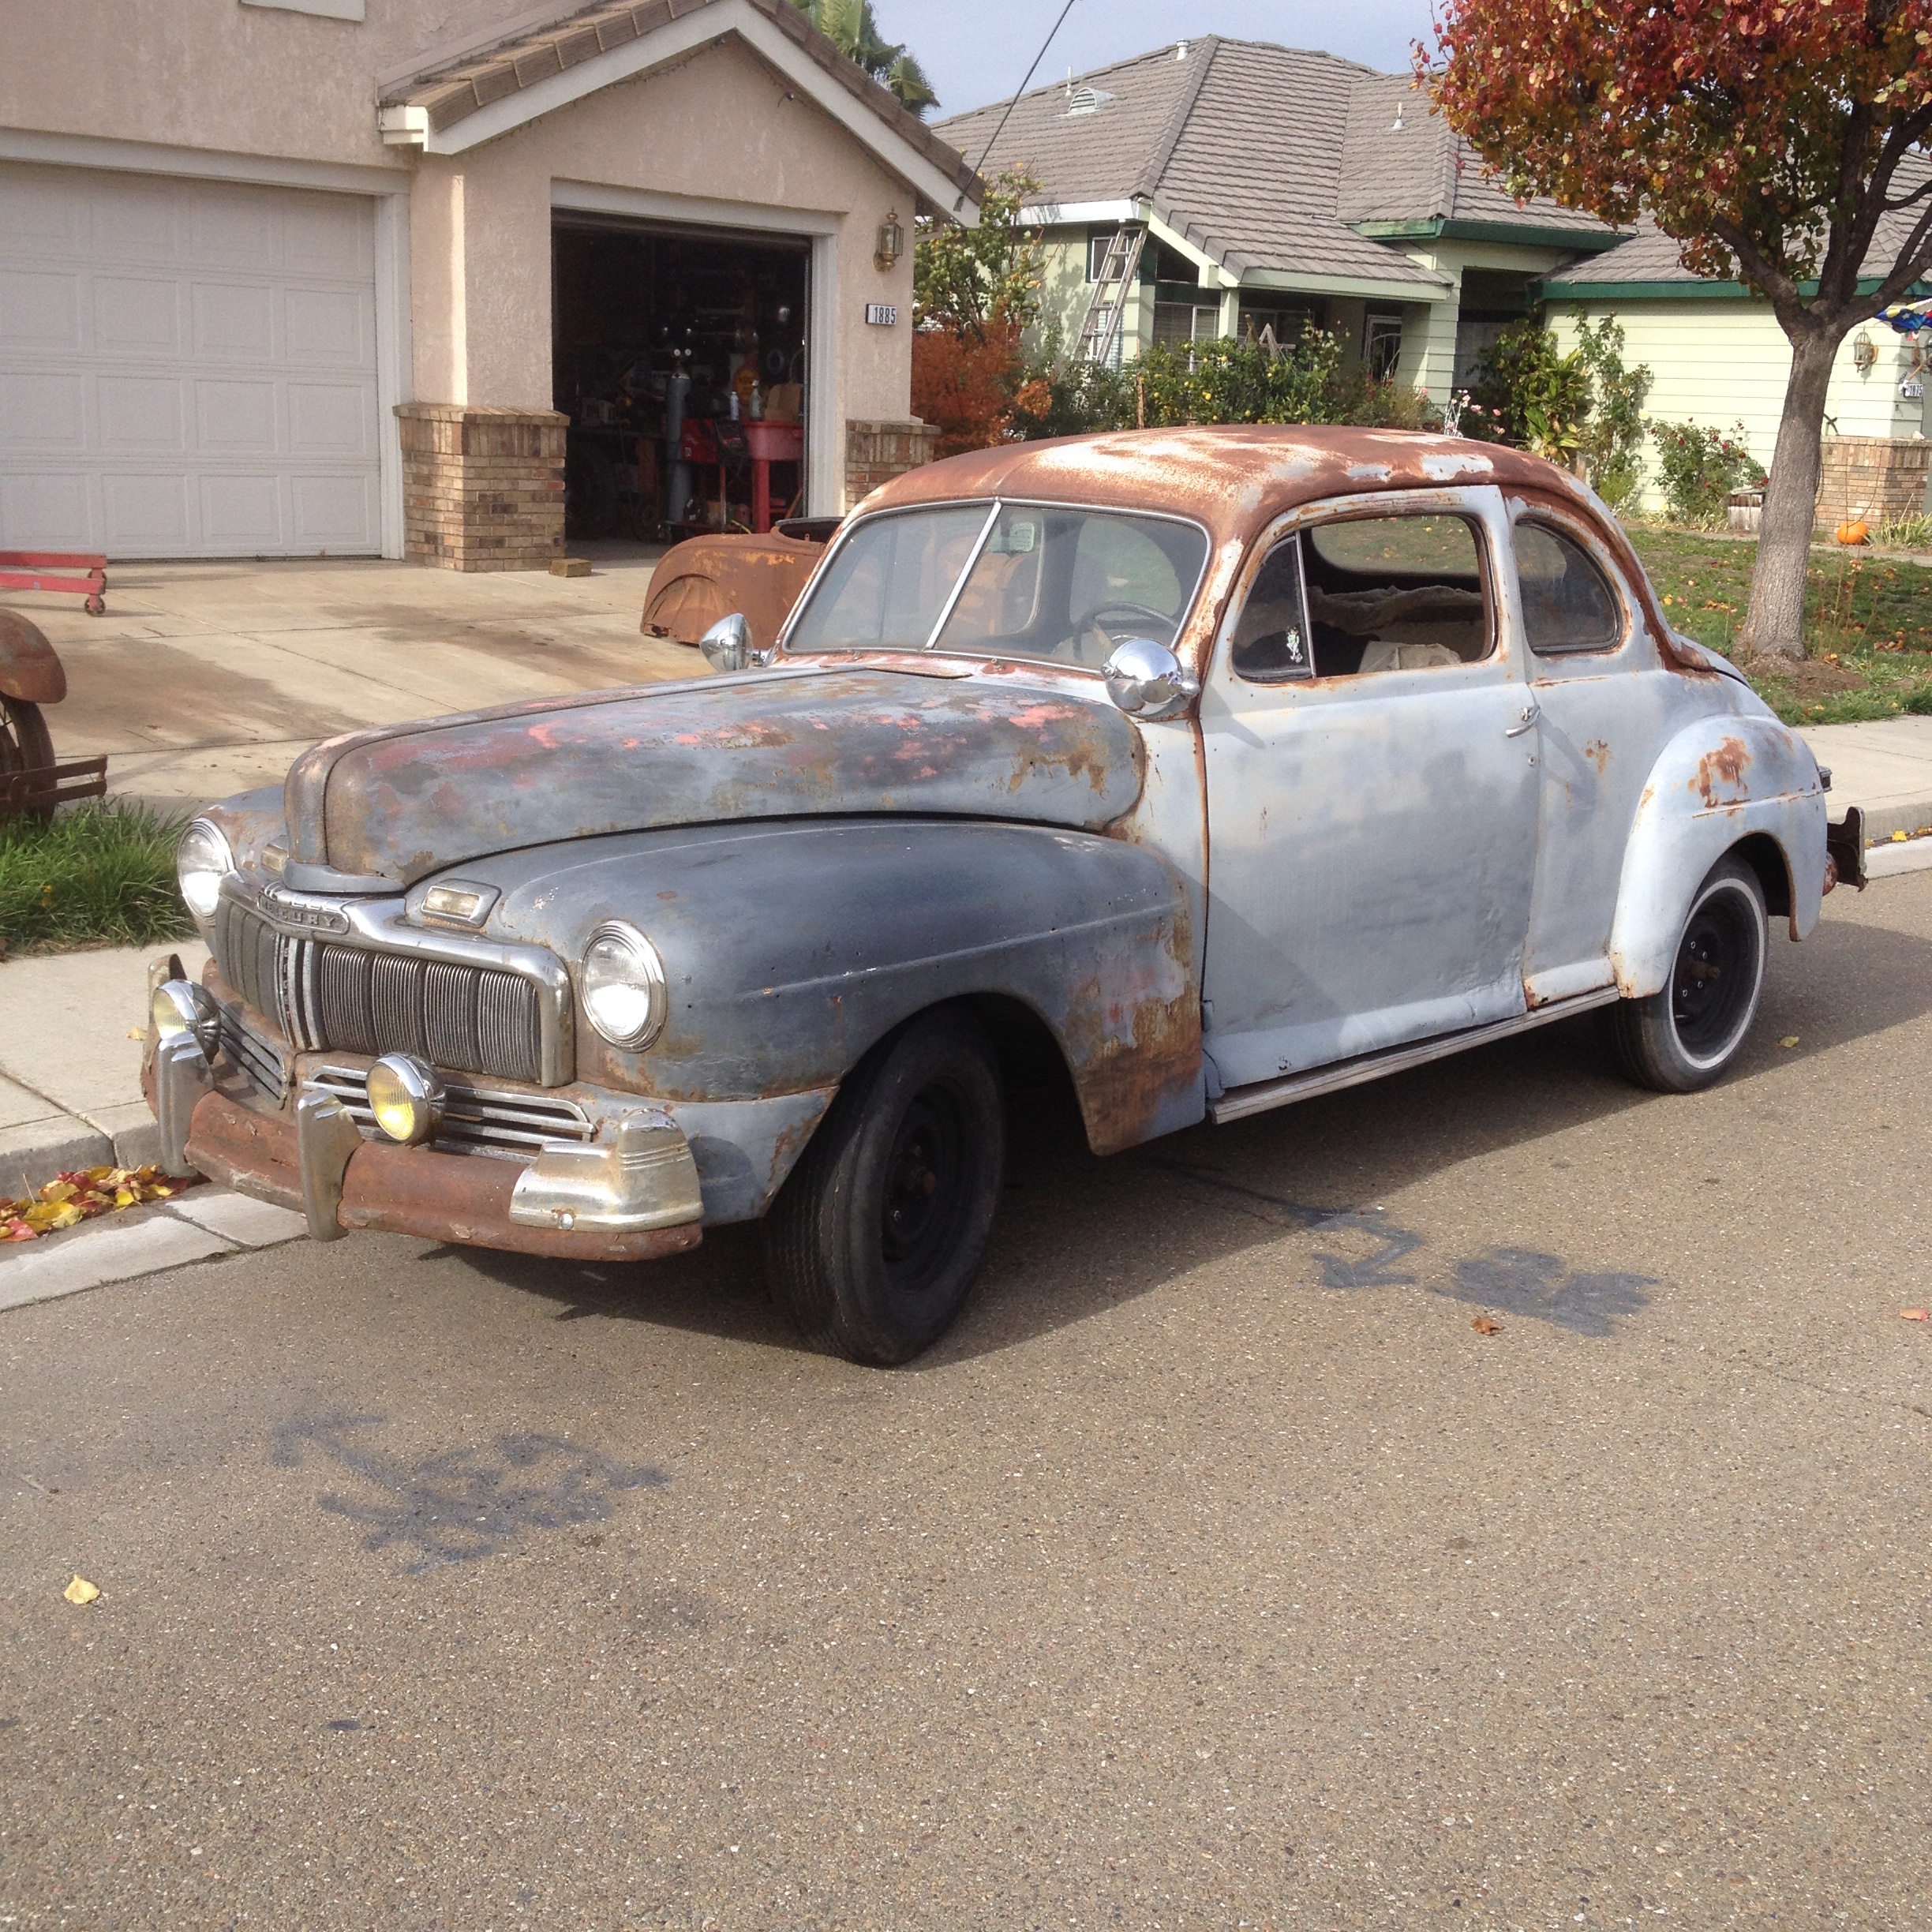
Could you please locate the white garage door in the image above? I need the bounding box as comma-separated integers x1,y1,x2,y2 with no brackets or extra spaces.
0,163,381,558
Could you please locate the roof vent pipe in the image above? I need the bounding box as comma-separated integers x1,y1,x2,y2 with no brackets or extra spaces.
1176,39,1189,58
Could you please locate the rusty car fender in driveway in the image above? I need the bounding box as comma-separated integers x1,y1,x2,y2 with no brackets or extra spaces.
0,609,66,704
1608,712,1829,998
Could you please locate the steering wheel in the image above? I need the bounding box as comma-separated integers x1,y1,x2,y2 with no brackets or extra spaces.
1083,601,1179,644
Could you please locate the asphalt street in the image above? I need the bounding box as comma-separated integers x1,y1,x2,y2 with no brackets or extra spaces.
4,872,1930,1930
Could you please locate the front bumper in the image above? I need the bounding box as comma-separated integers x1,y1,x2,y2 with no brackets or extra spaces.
146,1043,703,1266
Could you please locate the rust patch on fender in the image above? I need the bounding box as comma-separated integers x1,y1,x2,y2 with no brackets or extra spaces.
1058,908,1200,1155
1693,736,1750,807
1583,739,1612,775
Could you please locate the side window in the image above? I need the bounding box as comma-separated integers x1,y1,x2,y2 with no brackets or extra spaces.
1515,522,1624,653
1230,533,1312,683
1301,515,1491,676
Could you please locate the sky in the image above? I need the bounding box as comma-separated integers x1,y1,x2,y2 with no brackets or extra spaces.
882,0,1440,122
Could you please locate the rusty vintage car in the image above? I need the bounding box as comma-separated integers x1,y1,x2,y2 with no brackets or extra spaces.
148,427,1858,1363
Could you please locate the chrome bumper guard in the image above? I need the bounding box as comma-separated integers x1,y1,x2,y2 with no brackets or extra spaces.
292,1084,703,1244
154,1032,215,1179
508,1110,704,1235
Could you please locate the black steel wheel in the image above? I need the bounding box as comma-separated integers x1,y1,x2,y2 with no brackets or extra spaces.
0,696,56,825
1607,856,1768,1093
763,1008,1005,1365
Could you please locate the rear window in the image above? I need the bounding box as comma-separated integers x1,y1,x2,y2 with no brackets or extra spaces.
1515,522,1623,653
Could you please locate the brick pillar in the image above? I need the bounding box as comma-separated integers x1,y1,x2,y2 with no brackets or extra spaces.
396,403,567,571
844,418,938,510
1814,436,1932,533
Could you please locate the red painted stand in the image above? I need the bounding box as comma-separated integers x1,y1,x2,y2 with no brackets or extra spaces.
0,551,107,615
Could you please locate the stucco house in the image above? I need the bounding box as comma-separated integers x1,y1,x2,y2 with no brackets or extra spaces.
933,37,1620,401
0,0,980,567
1544,216,1932,524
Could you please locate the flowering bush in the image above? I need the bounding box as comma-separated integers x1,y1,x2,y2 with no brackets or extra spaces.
1461,319,1592,463
1649,421,1766,526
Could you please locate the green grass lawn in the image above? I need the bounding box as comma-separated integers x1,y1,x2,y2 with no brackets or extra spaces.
1620,526,1932,725
0,802,197,956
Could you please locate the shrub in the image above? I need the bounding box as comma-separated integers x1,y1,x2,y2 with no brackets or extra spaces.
1009,331,1442,440
1649,421,1766,526
1571,314,1653,509
1462,318,1592,463
0,800,194,954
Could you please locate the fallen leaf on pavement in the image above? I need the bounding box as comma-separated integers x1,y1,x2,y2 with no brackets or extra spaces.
1,1166,197,1243
1779,1036,1799,1048
1901,1309,1929,1321
63,1576,99,1606
1471,1316,1503,1335
125,1028,146,1043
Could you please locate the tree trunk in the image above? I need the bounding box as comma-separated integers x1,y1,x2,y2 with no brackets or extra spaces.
1739,328,1844,661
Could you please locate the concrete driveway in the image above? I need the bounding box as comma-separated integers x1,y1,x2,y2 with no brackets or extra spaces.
17,544,695,816
3,871,1930,1928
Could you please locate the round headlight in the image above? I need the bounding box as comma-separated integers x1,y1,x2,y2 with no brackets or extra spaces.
176,818,234,920
581,920,668,1050
365,1054,445,1146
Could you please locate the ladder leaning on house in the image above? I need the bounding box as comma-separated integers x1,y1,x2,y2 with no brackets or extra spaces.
1075,224,1147,366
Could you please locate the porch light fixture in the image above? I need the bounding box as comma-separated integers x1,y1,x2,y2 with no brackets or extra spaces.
874,210,904,272
1852,331,1878,372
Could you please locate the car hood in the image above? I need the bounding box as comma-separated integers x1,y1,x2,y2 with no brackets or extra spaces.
284,665,1145,886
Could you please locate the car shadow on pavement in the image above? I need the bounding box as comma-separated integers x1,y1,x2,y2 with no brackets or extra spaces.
445,908,1932,1368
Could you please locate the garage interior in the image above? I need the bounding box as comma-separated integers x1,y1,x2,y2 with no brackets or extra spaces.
552,217,810,542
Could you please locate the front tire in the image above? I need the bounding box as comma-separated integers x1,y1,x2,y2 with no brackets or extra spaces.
1607,856,1768,1093
0,697,57,825
763,1009,1005,1365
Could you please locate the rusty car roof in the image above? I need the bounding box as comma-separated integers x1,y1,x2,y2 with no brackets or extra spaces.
859,425,1694,670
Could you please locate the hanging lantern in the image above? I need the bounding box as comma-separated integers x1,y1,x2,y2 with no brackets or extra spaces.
874,211,903,272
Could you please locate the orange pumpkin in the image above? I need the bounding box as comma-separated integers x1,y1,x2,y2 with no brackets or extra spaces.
1836,519,1871,545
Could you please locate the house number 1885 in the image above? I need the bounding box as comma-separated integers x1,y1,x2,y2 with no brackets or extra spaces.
864,303,898,326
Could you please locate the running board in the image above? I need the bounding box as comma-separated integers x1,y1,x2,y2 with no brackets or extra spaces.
1208,986,1623,1125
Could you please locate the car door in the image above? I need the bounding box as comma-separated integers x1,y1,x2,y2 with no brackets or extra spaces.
1506,505,1687,1005
1197,485,1541,1093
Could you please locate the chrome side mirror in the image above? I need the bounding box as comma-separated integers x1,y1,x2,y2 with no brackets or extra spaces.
698,613,773,674
1103,638,1200,721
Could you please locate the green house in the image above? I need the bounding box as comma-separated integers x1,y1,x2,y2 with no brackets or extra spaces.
934,36,1619,400
1544,222,1931,519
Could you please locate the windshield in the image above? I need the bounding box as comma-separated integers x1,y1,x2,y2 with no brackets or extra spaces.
785,501,1210,670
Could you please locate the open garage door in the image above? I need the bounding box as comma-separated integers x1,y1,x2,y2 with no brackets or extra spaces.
0,163,382,559
552,215,810,541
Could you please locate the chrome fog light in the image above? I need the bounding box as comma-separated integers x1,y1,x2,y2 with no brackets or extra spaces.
365,1054,445,1146
151,978,221,1061
581,920,668,1050
175,818,234,920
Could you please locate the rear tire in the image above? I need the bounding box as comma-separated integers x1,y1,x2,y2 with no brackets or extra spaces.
763,1009,1005,1365
1607,856,1767,1093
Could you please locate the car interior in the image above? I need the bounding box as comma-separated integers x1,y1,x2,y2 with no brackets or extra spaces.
1230,513,1493,682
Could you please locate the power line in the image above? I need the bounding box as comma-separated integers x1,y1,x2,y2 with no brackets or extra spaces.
953,0,1080,211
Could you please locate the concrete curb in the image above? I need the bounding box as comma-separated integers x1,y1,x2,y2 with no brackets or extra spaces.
0,1189,307,1314
1855,797,1932,846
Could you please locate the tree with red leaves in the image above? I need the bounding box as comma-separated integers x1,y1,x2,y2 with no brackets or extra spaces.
1425,0,1932,659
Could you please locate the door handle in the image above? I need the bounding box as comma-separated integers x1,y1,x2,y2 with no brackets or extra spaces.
1504,701,1541,739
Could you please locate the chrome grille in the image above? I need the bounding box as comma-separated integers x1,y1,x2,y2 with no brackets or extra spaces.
305,1066,593,1162
216,1002,294,1104
212,898,549,1086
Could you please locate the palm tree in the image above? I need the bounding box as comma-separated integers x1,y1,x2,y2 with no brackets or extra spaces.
790,0,938,114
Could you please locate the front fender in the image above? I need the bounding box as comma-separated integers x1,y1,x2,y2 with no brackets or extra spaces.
1608,713,1827,999
0,611,66,705
479,816,1204,1168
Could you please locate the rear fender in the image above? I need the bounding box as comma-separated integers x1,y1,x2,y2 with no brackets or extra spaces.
1608,714,1827,999
0,611,66,705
